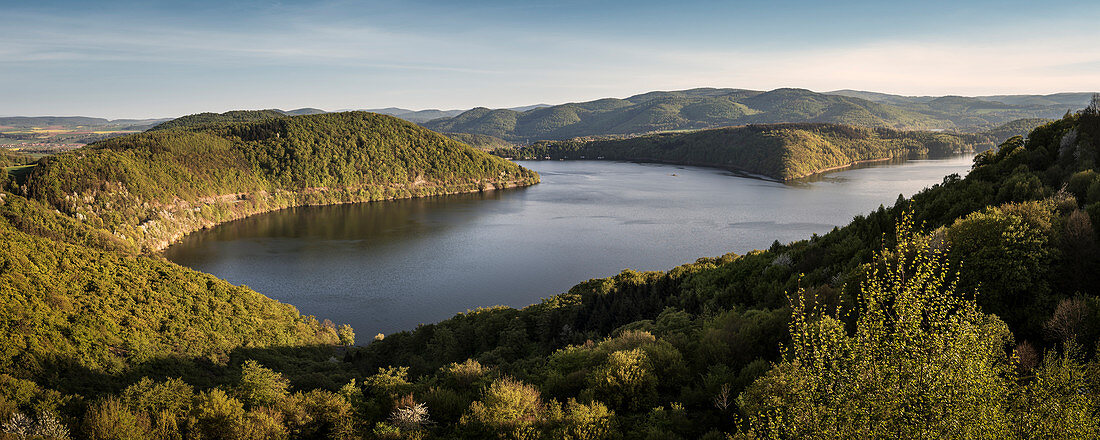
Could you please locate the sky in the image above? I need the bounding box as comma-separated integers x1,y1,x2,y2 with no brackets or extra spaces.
2,0,1098,119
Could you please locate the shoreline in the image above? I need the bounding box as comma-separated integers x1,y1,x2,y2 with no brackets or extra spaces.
140,177,539,253
509,151,975,182
509,156,895,182
785,156,896,180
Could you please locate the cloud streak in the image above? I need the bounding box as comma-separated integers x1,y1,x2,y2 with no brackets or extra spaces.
1,1,1097,118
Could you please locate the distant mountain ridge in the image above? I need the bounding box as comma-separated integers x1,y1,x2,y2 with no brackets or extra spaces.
8,89,1090,139
423,88,1094,142
0,116,169,129
826,89,1093,108
364,108,467,123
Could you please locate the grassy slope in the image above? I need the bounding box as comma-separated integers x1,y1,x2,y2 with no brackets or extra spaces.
493,123,990,180
18,111,539,252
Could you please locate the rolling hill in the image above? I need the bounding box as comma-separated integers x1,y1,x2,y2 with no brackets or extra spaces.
423,88,1092,142
17,111,538,252
2,101,1099,438
493,123,991,180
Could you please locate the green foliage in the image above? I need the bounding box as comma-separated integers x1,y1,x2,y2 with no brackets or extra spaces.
20,111,538,251
984,118,1054,142
147,110,288,131
5,97,1100,438
0,149,34,168
494,123,989,180
0,213,341,380
337,325,355,347
738,213,1016,437
463,377,546,438
84,397,152,440
428,88,1077,142
120,378,193,418
558,399,617,440
238,361,290,407
587,348,656,412
191,388,246,440
946,200,1057,338
443,132,514,150
1011,350,1100,438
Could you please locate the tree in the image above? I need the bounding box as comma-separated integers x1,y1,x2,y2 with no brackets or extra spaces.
238,360,290,407
338,324,355,346
83,398,152,440
588,349,657,412
737,212,1016,438
557,399,617,440
1011,349,1100,438
463,378,546,439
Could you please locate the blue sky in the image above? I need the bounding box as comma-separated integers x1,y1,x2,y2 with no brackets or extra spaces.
2,0,1098,118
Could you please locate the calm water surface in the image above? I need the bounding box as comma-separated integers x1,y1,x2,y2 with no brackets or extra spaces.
165,157,974,337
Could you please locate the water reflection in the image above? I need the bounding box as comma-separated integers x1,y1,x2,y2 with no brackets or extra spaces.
166,156,975,338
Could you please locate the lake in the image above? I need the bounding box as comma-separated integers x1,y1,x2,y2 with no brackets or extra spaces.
164,156,975,338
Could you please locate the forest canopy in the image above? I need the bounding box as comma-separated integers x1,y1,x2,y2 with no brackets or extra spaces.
494,122,993,180
2,99,1100,438
15,111,538,252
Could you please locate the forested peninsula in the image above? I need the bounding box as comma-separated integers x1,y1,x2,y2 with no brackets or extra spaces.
493,123,992,180
2,103,1100,438
11,111,539,252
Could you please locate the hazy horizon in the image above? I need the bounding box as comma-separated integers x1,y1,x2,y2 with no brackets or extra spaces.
4,0,1099,119
3,87,1098,121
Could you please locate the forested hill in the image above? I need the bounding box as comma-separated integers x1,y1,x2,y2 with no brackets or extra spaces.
333,98,1100,438
3,103,1100,438
493,123,991,180
16,111,538,252
146,109,289,131
423,87,1085,141
0,194,349,382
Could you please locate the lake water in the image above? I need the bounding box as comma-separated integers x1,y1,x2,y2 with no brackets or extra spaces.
164,156,975,337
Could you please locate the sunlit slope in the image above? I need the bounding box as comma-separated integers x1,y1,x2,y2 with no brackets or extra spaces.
494,122,989,180
18,111,539,251
0,194,345,379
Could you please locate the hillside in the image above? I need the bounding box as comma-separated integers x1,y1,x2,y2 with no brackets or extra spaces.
0,195,346,382
2,103,1099,438
424,88,1089,141
443,132,514,150
18,111,538,252
0,149,34,168
828,89,1095,108
147,109,289,131
983,117,1054,141
366,108,466,123
493,123,990,180
335,98,1100,438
